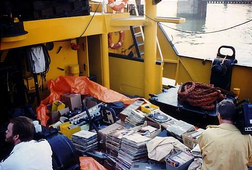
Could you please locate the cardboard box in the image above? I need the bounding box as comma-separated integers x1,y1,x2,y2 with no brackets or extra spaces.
98,122,125,150
182,128,204,149
61,93,82,111
166,120,195,141
83,96,99,109
48,111,60,125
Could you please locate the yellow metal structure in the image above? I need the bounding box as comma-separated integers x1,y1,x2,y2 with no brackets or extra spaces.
144,1,158,99
0,0,252,105
78,37,89,76
46,41,79,81
0,13,130,50
101,33,110,88
157,23,252,102
108,2,185,98
231,66,252,102
1,34,28,43
109,56,163,97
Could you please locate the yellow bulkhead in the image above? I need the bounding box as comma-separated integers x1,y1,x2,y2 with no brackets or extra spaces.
0,0,251,104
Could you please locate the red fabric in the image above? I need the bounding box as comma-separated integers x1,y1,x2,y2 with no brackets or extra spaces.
79,157,107,170
36,76,137,126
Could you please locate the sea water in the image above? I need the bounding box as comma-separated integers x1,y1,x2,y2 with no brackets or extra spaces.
157,1,252,66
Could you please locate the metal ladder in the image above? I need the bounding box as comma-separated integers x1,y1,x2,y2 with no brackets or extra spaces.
130,0,145,58
129,0,163,61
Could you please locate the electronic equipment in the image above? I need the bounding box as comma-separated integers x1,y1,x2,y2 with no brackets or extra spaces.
69,103,103,125
67,102,117,132
243,103,252,133
100,105,117,124
235,100,252,135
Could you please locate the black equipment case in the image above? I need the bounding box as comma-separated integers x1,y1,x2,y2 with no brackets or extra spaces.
210,45,237,91
35,127,80,170
149,86,219,128
235,100,252,135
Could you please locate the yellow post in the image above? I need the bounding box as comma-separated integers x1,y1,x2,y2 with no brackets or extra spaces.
101,33,110,88
144,1,157,99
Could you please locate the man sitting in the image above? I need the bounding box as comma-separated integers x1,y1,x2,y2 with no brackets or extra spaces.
0,116,53,170
198,99,252,170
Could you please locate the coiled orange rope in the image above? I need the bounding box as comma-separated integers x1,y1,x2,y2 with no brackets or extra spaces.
177,82,226,110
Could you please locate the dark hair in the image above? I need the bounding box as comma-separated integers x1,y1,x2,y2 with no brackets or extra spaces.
217,99,236,121
10,116,34,142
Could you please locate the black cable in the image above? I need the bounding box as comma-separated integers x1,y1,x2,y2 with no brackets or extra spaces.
161,18,252,35
144,14,195,34
78,2,101,38
81,3,252,36
136,5,252,35
81,3,251,36
144,14,252,35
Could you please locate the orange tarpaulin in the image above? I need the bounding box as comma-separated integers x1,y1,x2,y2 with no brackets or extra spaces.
36,76,137,126
79,157,107,170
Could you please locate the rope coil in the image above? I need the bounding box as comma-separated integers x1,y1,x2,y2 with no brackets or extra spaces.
177,81,226,110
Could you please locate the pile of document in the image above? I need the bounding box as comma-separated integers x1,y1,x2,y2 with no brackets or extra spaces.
137,125,159,138
106,127,132,157
166,120,195,140
72,130,98,154
116,133,151,170
125,110,146,127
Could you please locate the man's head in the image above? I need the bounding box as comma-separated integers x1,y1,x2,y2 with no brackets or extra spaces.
5,116,34,145
217,99,236,123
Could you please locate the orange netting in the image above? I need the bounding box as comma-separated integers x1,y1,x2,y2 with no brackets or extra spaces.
36,76,137,126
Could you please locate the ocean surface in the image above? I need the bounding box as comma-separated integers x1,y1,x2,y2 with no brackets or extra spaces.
157,1,252,66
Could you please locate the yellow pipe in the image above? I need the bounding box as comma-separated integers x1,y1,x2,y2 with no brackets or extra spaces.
110,17,147,26
154,17,186,24
101,33,110,88
163,59,179,64
109,16,185,27
144,1,157,99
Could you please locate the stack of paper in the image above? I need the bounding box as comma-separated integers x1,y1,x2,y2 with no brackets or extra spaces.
166,120,195,140
72,130,98,154
125,110,146,127
117,133,151,170
106,127,133,157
